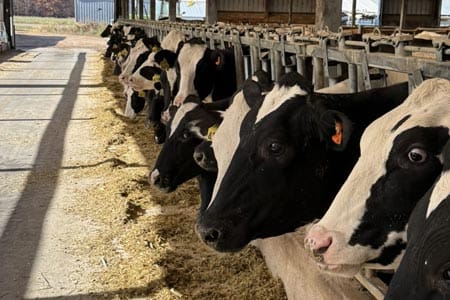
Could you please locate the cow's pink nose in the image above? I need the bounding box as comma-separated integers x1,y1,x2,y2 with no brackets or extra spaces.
305,230,333,255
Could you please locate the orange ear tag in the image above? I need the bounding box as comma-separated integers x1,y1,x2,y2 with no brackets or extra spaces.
331,121,343,145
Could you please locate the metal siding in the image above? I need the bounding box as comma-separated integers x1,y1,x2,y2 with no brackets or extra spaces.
269,0,314,13
217,0,264,12
407,0,432,15
383,0,435,15
75,0,114,23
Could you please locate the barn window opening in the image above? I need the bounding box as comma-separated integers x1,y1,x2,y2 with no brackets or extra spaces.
342,0,381,26
441,0,450,26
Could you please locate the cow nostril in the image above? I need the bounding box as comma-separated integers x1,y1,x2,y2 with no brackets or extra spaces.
161,176,170,187
204,229,222,243
313,246,330,257
194,152,204,164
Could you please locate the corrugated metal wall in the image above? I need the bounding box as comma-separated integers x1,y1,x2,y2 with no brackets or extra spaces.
383,0,435,15
269,0,315,13
216,0,315,13
216,0,265,12
75,0,114,23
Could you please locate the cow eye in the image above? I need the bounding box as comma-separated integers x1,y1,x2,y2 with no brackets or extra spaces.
408,148,427,163
443,268,450,280
268,142,284,155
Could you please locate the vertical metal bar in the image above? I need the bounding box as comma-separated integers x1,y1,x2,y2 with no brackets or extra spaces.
348,63,357,92
244,55,251,80
233,35,245,86
357,64,364,92
169,0,177,22
399,0,407,30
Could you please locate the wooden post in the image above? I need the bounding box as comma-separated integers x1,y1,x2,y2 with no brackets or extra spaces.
206,0,218,25
131,0,136,19
169,0,177,22
315,0,343,31
139,0,144,19
150,0,156,20
313,57,325,90
351,0,357,26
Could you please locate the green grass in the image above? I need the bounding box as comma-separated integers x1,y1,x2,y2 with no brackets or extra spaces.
14,16,106,36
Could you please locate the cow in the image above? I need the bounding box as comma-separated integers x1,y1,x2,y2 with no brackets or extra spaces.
149,95,227,193
305,78,450,277
118,36,160,85
173,38,237,106
386,141,450,300
195,71,409,253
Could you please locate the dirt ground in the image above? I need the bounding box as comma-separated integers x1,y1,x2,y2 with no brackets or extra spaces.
0,32,286,299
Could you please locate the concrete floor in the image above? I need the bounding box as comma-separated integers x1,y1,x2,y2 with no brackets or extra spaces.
0,33,106,300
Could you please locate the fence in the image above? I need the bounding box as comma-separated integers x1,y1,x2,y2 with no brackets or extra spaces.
117,18,450,298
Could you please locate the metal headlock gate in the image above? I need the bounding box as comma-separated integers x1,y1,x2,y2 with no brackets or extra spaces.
117,18,450,300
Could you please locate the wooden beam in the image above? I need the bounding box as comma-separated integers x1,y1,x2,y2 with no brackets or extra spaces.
169,0,177,22
315,0,343,31
206,0,217,24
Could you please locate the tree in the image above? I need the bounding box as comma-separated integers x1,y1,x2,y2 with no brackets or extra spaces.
14,0,75,18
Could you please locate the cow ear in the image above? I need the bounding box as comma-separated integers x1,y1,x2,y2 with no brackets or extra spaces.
242,79,263,108
320,110,353,151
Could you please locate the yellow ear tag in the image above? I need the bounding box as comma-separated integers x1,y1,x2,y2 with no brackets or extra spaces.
152,74,160,82
160,58,170,71
138,90,146,97
207,125,219,141
331,121,343,145
119,49,128,57
152,46,160,53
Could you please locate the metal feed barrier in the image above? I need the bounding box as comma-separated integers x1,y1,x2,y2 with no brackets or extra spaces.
117,18,450,300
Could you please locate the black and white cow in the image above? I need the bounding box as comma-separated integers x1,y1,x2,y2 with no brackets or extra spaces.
149,95,227,193
195,71,409,253
173,38,237,106
386,140,450,300
118,36,160,85
305,78,450,277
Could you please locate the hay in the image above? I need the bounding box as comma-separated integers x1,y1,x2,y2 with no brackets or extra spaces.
68,54,286,299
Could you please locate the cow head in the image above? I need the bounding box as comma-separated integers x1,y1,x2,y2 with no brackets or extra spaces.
305,78,450,277
386,140,450,300
149,96,224,192
173,38,231,106
195,72,355,252
196,72,410,253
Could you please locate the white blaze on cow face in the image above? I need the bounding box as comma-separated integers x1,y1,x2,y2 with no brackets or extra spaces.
173,43,207,106
128,52,158,91
306,78,450,275
119,39,149,84
207,83,307,210
169,102,199,138
161,30,185,52
426,169,450,218
255,84,307,123
207,91,250,209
